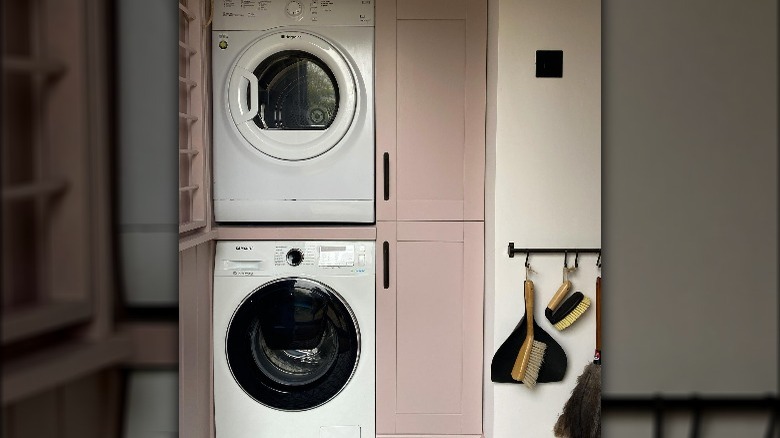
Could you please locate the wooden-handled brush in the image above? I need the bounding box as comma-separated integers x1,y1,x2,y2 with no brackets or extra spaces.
545,271,591,330
511,280,547,388
544,280,590,330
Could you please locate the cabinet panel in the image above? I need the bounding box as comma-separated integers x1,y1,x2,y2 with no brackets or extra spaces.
396,19,466,221
397,0,466,19
376,222,397,434
376,0,486,222
396,240,464,415
376,222,484,435
375,0,397,220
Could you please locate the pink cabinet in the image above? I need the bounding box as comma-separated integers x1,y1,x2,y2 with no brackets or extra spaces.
376,221,484,436
376,0,487,222
375,1,487,435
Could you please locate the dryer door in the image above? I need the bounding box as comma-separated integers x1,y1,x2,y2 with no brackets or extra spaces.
226,277,360,411
228,31,357,161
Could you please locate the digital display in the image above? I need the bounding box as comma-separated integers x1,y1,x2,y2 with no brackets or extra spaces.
320,246,347,252
318,245,354,267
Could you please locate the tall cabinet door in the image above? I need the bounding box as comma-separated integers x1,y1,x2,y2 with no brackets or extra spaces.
376,221,484,436
376,0,487,222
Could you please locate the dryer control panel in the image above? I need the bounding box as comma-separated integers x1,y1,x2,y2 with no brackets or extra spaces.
213,0,374,30
215,240,375,277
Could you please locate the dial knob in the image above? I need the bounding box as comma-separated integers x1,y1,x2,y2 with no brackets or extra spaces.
286,1,303,17
286,248,304,266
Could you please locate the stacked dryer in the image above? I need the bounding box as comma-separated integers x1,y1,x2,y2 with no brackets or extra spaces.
212,0,375,223
211,1,376,438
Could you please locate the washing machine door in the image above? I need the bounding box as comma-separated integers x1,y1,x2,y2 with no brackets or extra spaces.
228,31,357,161
226,277,360,411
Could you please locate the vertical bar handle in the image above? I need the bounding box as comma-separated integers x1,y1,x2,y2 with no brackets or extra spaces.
383,152,390,201
382,241,389,289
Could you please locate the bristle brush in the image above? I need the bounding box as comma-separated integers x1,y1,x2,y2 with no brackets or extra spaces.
545,268,591,330
511,279,547,387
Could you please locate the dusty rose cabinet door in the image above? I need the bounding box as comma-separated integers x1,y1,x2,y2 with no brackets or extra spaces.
376,221,484,436
375,0,487,222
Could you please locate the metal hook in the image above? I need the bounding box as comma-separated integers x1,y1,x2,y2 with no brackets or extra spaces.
575,252,580,269
597,252,602,269
525,252,534,280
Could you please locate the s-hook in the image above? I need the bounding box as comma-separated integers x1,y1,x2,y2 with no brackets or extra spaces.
524,252,536,280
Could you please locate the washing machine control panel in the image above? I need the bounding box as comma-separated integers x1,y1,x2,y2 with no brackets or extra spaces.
213,0,374,30
215,241,374,276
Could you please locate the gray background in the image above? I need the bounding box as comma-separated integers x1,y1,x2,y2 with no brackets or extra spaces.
602,0,777,436
603,0,777,396
117,0,178,307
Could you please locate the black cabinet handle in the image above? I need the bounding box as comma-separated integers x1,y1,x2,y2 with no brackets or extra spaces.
382,241,389,289
383,152,390,201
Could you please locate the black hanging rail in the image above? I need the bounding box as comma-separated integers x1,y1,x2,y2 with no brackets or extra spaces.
507,242,601,258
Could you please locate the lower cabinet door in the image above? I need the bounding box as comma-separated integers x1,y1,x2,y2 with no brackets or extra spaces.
376,221,484,435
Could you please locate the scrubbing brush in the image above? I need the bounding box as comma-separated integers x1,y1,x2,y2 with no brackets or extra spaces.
545,267,591,330
511,279,547,388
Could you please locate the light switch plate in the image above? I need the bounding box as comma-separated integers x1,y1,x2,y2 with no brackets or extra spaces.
536,50,563,77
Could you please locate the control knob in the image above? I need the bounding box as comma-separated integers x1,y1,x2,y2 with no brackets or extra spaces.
286,248,304,266
286,1,303,17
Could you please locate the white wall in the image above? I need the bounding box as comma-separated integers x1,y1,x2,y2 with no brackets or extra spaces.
485,0,602,436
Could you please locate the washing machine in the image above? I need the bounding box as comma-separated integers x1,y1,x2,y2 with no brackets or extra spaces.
212,1,375,223
213,240,375,438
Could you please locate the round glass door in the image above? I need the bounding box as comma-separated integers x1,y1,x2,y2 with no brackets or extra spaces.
228,31,357,161
254,50,339,130
226,278,360,411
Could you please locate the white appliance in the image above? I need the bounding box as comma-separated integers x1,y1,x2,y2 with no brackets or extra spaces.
212,1,375,223
213,241,375,438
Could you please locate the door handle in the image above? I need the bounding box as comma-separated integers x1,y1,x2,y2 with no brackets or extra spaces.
383,152,390,201
230,67,259,124
382,241,389,289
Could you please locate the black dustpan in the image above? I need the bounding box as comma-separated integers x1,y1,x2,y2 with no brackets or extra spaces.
491,297,568,384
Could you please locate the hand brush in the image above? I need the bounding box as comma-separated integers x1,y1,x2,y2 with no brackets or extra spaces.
545,277,591,331
545,265,591,330
553,276,602,438
510,280,547,388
